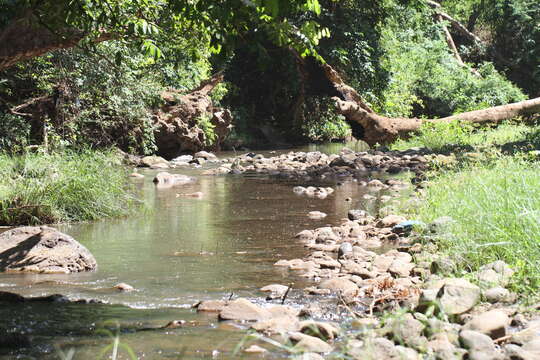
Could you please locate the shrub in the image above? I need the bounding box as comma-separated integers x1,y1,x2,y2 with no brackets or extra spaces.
377,6,526,118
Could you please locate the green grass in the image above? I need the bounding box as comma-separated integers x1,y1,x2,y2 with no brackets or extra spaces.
390,120,539,153
406,155,540,295
0,150,138,225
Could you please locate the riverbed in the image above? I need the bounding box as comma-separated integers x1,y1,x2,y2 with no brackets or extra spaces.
0,142,388,359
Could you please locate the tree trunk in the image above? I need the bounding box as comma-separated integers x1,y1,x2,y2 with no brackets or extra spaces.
321,63,540,146
0,12,110,71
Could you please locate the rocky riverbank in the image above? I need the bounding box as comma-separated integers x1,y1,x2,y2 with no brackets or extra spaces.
184,148,540,359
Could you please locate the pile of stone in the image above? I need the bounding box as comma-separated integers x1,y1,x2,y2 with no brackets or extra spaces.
262,205,539,359
203,148,429,179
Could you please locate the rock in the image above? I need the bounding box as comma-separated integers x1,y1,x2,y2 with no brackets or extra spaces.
140,155,169,168
218,298,298,323
484,287,510,303
505,343,539,360
0,291,26,303
367,179,385,188
244,345,267,353
0,226,97,273
308,211,327,220
218,298,270,321
510,320,540,345
293,186,307,195
288,332,333,353
349,337,402,359
292,353,324,360
251,314,299,334
153,172,196,186
129,172,145,179
194,151,217,160
431,257,457,275
459,330,503,360
373,255,394,272
477,261,514,287
348,209,367,221
295,230,315,242
521,339,540,358
113,283,134,292
0,291,100,304
392,220,425,235
377,215,407,228
171,155,193,163
389,259,415,277
305,152,323,163
337,242,353,260
150,162,169,169
395,345,421,360
299,321,340,340
319,278,358,295
427,333,460,359
463,310,509,339
428,278,481,315
385,313,425,347
196,300,227,312
163,320,186,329
260,284,289,299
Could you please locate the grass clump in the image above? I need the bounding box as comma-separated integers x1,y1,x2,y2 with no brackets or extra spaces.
391,121,539,153
0,150,138,225
408,155,540,294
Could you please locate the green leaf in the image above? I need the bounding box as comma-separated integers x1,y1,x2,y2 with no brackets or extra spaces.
265,0,279,18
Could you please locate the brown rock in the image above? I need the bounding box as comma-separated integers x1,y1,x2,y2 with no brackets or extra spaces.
319,278,358,295
463,310,509,339
0,226,97,274
196,300,227,312
377,215,407,228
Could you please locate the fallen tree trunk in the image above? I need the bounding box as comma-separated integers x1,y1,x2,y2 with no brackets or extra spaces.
321,63,540,146
333,96,540,146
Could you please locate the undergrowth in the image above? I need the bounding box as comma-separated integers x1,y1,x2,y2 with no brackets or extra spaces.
0,150,138,225
405,153,540,296
391,120,540,153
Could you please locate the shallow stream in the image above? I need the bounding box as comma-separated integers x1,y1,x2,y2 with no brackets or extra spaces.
0,142,388,359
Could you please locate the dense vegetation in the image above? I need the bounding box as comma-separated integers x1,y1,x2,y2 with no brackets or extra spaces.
0,150,137,225
1,0,537,151
391,121,540,295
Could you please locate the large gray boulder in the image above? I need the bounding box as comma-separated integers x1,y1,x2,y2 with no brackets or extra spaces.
0,226,97,274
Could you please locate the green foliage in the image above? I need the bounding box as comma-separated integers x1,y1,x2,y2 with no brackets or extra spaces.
408,155,540,294
0,39,218,154
485,0,540,97
391,121,538,152
0,113,30,153
0,150,138,225
302,97,351,141
377,5,526,118
197,114,217,146
430,0,539,97
1,0,328,63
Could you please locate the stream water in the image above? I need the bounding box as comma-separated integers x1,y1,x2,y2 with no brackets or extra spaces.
0,142,386,359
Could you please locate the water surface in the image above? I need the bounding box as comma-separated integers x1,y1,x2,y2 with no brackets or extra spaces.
0,142,385,359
